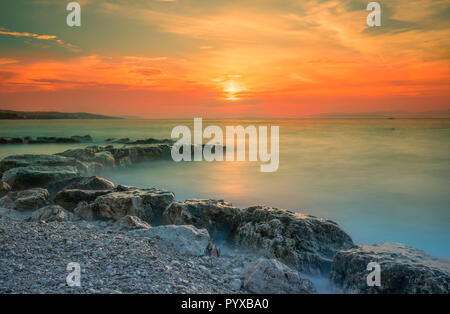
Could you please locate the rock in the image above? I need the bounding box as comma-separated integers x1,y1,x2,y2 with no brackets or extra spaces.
28,205,74,222
28,136,90,144
0,136,91,145
115,184,137,192
131,225,213,256
28,137,76,144
106,145,172,164
242,258,316,294
113,215,151,231
0,137,26,144
205,239,220,257
88,191,148,221
54,144,173,169
230,278,242,291
198,265,212,277
2,165,79,190
117,157,132,167
128,138,174,145
0,188,49,210
0,181,11,196
330,242,450,294
57,147,115,169
56,148,96,161
232,206,354,274
70,135,93,143
162,199,240,239
93,151,115,168
73,201,95,220
79,187,175,222
60,176,115,191
163,201,353,274
55,189,112,210
112,138,130,144
0,154,84,173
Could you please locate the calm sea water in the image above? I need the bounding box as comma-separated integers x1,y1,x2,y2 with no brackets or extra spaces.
1,119,449,258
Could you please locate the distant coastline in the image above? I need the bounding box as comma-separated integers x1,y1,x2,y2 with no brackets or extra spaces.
1,109,449,120
308,110,450,119
0,110,121,120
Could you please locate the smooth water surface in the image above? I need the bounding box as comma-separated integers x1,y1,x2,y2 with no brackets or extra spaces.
1,119,449,258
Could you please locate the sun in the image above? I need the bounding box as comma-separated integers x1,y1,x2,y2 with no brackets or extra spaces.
223,80,244,101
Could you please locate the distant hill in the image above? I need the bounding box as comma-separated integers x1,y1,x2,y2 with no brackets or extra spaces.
0,110,121,120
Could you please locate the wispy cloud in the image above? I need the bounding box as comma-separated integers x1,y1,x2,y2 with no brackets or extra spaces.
0,28,79,51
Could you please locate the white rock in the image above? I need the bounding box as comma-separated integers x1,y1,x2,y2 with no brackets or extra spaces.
242,258,316,294
131,225,212,256
230,278,242,291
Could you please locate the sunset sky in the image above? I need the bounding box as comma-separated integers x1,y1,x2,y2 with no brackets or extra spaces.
0,0,449,118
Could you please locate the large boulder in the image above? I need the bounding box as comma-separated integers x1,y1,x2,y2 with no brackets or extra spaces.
231,206,354,274
2,165,79,190
54,189,112,210
0,188,49,210
113,215,151,231
330,242,450,294
28,205,75,222
72,187,175,222
131,225,212,256
90,191,149,221
242,258,316,294
162,199,240,239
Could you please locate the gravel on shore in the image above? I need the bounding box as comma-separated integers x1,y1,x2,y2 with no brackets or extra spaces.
0,212,254,294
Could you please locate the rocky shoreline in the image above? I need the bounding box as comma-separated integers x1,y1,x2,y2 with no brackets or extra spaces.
0,144,449,294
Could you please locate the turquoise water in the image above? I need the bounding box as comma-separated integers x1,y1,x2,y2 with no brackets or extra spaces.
1,119,449,258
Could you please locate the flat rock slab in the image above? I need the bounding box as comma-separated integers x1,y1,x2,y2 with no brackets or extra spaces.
131,225,211,256
2,165,79,190
0,154,81,172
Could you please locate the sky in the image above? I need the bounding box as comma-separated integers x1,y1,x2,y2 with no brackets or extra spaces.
0,0,449,118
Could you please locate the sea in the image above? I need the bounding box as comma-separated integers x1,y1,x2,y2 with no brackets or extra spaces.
1,118,449,259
